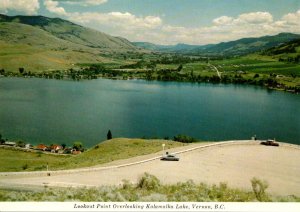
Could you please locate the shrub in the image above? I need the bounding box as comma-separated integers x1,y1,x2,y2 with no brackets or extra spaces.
251,177,270,202
122,180,133,190
0,176,296,202
174,134,197,143
22,164,28,170
73,141,83,151
137,173,161,190
16,141,25,148
139,193,168,202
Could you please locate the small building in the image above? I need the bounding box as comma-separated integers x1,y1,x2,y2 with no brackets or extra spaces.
25,144,33,149
36,144,48,151
4,141,16,146
63,148,73,154
72,150,82,155
57,149,65,154
50,144,63,153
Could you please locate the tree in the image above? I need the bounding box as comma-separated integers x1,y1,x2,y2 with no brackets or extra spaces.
19,67,24,74
107,130,112,140
73,141,83,151
173,134,197,143
16,140,25,148
177,64,183,72
254,74,260,78
61,143,66,149
0,133,4,144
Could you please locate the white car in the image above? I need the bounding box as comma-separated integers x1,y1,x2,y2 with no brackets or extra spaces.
161,153,179,161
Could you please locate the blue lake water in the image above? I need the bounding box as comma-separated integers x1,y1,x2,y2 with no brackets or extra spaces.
0,77,299,147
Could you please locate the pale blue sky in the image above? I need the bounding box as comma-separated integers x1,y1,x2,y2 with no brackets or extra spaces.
1,0,300,44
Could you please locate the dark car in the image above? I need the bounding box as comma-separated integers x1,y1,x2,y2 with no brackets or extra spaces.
161,153,180,161
260,139,279,147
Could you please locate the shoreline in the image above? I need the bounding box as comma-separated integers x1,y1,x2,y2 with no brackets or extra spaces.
1,73,299,95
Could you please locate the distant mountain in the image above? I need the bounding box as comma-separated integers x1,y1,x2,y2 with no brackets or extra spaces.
0,14,138,72
133,33,300,56
194,33,300,56
133,42,211,53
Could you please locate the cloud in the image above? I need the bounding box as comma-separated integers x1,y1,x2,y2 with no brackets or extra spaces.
281,9,300,25
44,0,67,16
0,0,39,15
213,16,233,25
43,1,300,45
62,0,108,6
44,0,161,30
66,0,107,6
68,11,162,31
237,12,273,24
152,10,299,45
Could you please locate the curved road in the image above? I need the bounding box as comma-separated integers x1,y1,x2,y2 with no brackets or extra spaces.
0,140,299,196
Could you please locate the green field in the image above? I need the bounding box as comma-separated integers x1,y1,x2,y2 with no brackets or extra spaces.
172,55,300,88
0,138,186,172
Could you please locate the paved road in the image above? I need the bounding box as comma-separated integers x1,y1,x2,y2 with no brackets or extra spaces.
211,64,221,79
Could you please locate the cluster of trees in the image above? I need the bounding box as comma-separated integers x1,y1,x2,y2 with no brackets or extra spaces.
153,55,209,64
65,66,123,80
262,39,300,56
144,70,299,92
72,141,84,152
265,45,296,55
173,134,198,143
278,55,300,63
119,60,146,69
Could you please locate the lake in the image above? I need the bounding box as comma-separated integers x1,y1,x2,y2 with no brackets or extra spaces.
0,77,299,147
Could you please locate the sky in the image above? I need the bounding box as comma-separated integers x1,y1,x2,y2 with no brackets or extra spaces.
1,0,300,45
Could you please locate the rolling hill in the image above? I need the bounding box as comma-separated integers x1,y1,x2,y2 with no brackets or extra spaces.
133,33,300,56
133,42,211,52
262,38,300,56
0,14,139,72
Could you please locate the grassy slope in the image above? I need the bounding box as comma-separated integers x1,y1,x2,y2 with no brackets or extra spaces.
0,23,99,72
0,138,185,172
0,20,138,72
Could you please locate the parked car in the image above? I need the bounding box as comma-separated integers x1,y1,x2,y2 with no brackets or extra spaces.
260,139,279,147
161,152,180,161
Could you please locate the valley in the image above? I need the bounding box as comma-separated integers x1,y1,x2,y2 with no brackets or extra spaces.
0,15,299,93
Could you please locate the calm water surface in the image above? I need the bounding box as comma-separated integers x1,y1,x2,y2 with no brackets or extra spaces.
0,77,299,146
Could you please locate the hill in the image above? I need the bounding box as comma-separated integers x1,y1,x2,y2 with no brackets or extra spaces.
0,138,185,172
195,33,300,56
133,42,209,53
133,33,300,56
262,38,300,57
0,14,139,72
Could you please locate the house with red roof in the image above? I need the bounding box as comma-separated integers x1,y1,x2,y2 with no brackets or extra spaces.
50,144,63,153
35,144,48,151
